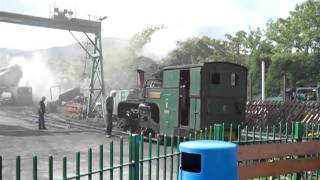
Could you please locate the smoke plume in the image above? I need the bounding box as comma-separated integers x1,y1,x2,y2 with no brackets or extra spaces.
9,53,56,101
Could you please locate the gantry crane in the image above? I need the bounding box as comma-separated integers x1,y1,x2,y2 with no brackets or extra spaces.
0,8,106,119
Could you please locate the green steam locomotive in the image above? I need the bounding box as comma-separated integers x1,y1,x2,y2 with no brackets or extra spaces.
114,62,247,137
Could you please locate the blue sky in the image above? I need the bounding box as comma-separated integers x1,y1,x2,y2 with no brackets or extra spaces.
0,0,305,57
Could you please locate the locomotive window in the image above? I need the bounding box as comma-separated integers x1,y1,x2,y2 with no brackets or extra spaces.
231,73,239,86
211,72,220,84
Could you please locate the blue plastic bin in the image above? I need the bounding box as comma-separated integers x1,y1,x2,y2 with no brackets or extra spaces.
179,140,238,180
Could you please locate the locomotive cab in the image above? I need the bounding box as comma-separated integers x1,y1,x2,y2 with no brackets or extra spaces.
145,62,247,136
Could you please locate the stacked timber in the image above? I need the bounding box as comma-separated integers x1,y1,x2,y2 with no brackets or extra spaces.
63,97,84,119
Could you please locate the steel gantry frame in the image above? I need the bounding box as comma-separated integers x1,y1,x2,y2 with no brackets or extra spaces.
0,10,106,119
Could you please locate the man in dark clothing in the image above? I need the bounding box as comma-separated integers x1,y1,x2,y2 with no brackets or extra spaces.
38,96,46,130
106,91,116,137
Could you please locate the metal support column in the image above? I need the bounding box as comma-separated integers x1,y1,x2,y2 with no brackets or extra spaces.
87,33,106,118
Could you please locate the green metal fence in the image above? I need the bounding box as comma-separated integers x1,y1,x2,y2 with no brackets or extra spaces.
1,121,320,180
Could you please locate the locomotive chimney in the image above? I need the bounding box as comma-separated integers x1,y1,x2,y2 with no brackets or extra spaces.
136,69,145,88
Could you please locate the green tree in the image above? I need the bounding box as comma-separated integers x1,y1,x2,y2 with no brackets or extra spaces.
266,52,310,96
130,25,164,54
161,0,320,99
162,29,274,99
266,0,320,53
225,30,248,63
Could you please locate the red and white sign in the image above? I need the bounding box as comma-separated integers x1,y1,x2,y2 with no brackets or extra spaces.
148,92,161,98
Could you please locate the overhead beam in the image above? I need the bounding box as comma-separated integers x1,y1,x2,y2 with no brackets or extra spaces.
0,11,101,34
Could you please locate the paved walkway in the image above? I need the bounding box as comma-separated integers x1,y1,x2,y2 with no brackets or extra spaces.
0,114,122,180
0,109,178,180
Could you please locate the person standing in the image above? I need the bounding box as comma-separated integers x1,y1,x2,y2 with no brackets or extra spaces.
38,96,46,130
106,90,116,137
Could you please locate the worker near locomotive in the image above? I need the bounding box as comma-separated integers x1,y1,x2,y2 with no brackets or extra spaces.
38,96,47,130
106,90,117,137
113,61,247,138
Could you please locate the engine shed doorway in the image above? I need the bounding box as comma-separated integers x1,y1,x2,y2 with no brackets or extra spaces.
179,70,190,126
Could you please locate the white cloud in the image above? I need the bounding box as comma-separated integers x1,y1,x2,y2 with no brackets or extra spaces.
0,0,306,53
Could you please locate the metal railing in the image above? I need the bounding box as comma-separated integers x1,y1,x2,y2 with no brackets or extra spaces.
1,121,320,180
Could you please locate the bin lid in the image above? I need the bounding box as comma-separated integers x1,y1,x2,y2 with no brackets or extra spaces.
180,140,236,151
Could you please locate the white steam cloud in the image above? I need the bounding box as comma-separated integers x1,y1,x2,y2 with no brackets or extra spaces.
141,27,193,60
9,53,56,101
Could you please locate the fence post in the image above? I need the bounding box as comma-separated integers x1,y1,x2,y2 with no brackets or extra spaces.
120,137,123,180
293,121,302,141
0,156,2,180
62,156,67,180
214,124,223,140
110,141,114,180
76,152,80,180
48,156,53,180
292,121,302,180
16,156,20,180
88,149,92,180
99,145,103,180
33,156,37,180
222,123,225,140
129,134,139,180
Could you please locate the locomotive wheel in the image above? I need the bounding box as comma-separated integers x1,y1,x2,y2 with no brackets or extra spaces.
116,118,130,131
